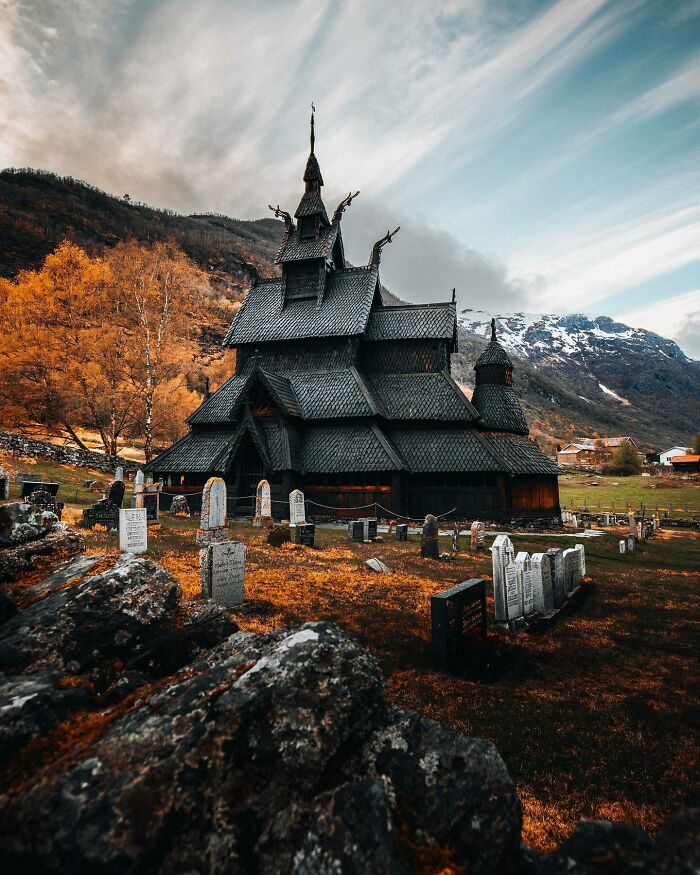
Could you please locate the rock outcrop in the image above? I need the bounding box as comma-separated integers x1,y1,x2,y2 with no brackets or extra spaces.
0,501,84,584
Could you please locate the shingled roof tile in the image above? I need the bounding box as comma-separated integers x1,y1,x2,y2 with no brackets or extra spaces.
482,433,560,475
471,384,529,434
368,372,477,421
390,429,503,473
365,304,456,342
302,424,403,472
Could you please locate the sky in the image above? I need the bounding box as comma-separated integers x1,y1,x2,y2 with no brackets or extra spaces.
1,0,699,355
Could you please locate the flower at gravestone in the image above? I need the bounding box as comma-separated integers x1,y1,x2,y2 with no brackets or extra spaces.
420,514,440,560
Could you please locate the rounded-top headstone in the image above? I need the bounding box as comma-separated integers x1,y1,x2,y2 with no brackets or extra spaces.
421,514,440,559
108,480,126,508
134,470,145,487
201,477,227,531
114,466,124,482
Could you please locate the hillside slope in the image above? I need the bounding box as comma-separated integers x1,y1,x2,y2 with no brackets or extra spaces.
1,169,696,451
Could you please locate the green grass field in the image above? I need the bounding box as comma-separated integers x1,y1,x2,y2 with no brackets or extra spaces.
559,471,700,517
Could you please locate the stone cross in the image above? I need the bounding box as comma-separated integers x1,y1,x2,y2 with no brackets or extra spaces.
196,477,228,545
288,489,306,526
491,534,515,622
254,479,272,528
421,514,440,559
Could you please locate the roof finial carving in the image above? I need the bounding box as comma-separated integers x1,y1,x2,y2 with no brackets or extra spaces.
369,227,400,266
310,102,315,154
491,317,497,342
452,288,456,303
268,204,295,233
332,190,360,226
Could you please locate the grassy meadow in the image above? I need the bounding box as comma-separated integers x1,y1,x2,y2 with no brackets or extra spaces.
559,470,700,517
3,451,700,852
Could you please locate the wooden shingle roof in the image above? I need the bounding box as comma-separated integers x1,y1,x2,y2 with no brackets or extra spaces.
302,424,404,472
368,372,477,421
482,433,560,475
390,429,502,472
471,384,529,435
365,303,456,342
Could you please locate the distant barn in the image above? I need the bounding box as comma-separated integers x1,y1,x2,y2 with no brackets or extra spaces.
146,117,560,521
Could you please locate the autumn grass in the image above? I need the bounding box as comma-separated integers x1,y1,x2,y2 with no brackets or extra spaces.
559,470,700,517
2,453,699,853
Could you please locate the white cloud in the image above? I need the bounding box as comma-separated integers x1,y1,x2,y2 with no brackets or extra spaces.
621,287,700,359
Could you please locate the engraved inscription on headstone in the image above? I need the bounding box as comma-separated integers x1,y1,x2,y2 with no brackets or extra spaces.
515,552,533,615
119,507,147,553
431,578,487,674
200,540,245,607
562,548,580,595
505,564,523,622
491,534,515,622
288,489,306,526
530,552,554,614
546,548,565,607
421,514,440,559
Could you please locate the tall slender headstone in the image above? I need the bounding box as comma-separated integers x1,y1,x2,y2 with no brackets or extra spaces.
531,552,554,614
452,526,461,552
134,470,145,509
562,548,580,595
575,543,586,578
114,466,124,482
421,514,440,559
289,489,306,526
196,477,228,545
254,479,272,528
505,563,524,624
546,548,565,607
627,535,635,553
491,534,515,622
628,511,637,538
515,551,534,615
470,520,485,551
619,539,626,554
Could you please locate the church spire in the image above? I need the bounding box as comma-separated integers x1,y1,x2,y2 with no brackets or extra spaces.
310,103,315,154
491,317,497,342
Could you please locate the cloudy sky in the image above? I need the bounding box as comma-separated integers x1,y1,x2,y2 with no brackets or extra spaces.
2,0,699,354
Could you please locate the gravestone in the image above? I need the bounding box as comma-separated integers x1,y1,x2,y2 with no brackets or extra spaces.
21,481,60,499
490,533,515,622
571,514,578,528
619,539,626,554
196,477,228,545
546,548,565,607
107,480,125,508
25,488,63,519
119,507,147,553
470,520,485,551
200,540,245,607
531,552,554,614
294,523,315,546
627,535,635,553
134,470,145,509
254,479,272,528
365,557,391,573
575,543,586,577
452,526,461,552
288,489,306,526
143,492,159,525
431,579,487,674
515,551,534,616
562,548,580,595
395,523,408,541
114,466,124,482
267,526,291,547
169,495,190,516
505,563,524,624
420,514,439,559
347,520,364,542
360,518,378,541
15,472,40,485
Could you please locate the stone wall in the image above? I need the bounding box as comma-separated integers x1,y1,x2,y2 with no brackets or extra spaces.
0,430,131,475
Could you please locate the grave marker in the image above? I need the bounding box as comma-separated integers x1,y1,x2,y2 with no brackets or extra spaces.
395,523,408,541
254,479,272,528
169,495,190,516
452,526,461,552
491,534,515,622
619,539,626,554
531,552,554,614
546,548,565,607
294,523,316,546
196,477,228,545
114,466,124,482
134,470,145,509
347,520,364,542
365,557,391,573
431,579,487,674
575,543,586,577
119,507,147,553
627,535,635,553
515,552,534,616
470,520,485,551
288,489,306,526
562,548,580,595
267,526,291,547
421,514,440,559
505,563,524,623
200,541,245,607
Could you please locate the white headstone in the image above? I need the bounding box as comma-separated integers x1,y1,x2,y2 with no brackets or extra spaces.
505,563,524,622
514,552,533,615
201,541,245,607
202,477,227,530
547,548,565,607
365,557,391,573
289,489,306,526
575,543,586,577
135,470,144,487
619,539,626,554
119,507,147,553
114,466,124,482
531,553,554,614
627,535,635,552
571,514,578,528
491,534,515,622
562,548,580,595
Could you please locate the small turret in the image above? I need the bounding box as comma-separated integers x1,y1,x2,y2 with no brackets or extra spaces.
471,318,528,434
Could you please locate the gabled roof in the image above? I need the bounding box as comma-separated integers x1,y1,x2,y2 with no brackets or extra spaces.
188,369,300,424
365,303,456,343
276,224,338,263
390,429,502,473
288,368,384,419
145,430,237,474
368,371,478,421
471,384,529,435
302,424,404,472
224,265,379,346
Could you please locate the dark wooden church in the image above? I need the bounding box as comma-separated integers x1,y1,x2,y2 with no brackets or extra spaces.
146,116,560,521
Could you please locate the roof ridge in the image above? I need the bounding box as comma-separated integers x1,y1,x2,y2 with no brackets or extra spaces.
439,369,480,420
372,301,455,312
370,424,406,470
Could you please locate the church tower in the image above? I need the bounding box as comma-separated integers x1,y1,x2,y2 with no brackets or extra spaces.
472,319,529,434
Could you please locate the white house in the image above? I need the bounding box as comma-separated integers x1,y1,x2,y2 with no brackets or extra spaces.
660,446,691,466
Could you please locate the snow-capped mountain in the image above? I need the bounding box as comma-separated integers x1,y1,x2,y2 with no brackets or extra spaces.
451,310,700,452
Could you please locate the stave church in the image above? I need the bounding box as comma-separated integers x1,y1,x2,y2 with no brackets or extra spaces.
146,116,560,521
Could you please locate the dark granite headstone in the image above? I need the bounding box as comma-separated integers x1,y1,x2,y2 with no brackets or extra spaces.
421,514,439,559
143,492,159,525
347,520,364,542
395,523,408,541
21,481,59,499
431,579,487,674
294,523,316,546
82,498,119,530
107,480,125,508
267,526,291,547
24,488,63,519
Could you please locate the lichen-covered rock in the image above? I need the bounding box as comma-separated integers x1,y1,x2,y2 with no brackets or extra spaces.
0,555,181,676
0,523,84,585
0,502,58,547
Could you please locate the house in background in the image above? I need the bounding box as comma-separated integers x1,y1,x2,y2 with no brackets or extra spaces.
660,446,691,466
670,455,700,473
556,436,638,467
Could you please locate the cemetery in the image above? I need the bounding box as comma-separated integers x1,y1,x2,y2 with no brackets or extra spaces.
1,446,697,866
